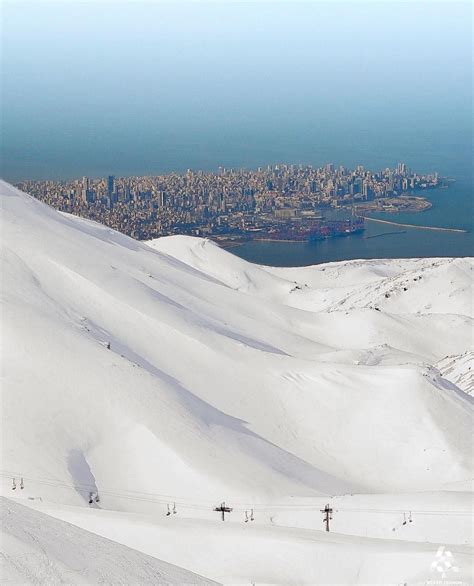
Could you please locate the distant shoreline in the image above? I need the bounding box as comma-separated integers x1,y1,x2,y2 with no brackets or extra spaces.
216,238,305,248
253,238,307,244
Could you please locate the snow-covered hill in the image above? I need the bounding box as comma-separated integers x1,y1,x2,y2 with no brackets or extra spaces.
1,498,217,585
6,495,474,586
1,180,473,584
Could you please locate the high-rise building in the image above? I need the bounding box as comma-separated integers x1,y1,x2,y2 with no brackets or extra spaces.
107,175,115,196
362,181,373,200
396,163,407,176
81,176,89,203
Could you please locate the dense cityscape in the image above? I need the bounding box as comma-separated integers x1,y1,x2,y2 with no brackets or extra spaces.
17,163,444,243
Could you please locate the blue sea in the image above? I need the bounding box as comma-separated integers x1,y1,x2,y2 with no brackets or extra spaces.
2,2,471,266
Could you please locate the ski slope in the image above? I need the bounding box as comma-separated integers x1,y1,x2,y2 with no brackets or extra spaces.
5,496,473,585
1,497,217,585
1,180,473,584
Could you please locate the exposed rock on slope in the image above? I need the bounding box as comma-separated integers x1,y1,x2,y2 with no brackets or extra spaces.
435,351,473,395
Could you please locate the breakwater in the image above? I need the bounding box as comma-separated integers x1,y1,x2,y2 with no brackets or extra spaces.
362,217,467,233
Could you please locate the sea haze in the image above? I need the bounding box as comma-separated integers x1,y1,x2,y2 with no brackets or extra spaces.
2,2,471,180
1,1,471,263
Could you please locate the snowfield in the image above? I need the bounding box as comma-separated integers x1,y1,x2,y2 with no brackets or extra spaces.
1,498,217,585
1,180,473,584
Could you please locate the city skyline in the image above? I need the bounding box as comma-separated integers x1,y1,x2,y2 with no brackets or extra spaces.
18,160,442,242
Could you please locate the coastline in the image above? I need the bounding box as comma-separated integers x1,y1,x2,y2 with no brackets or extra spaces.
216,238,306,248
253,238,308,244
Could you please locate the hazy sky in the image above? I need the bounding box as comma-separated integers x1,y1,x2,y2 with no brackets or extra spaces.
1,1,472,180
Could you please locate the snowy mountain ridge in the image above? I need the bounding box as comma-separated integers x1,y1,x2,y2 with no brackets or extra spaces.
1,180,473,584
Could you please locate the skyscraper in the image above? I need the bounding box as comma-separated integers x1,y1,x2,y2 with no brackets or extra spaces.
396,163,407,176
81,176,89,203
107,175,115,197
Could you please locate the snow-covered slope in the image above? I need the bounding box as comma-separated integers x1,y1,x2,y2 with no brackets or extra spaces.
8,495,474,586
1,497,217,585
2,181,471,500
1,181,473,584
